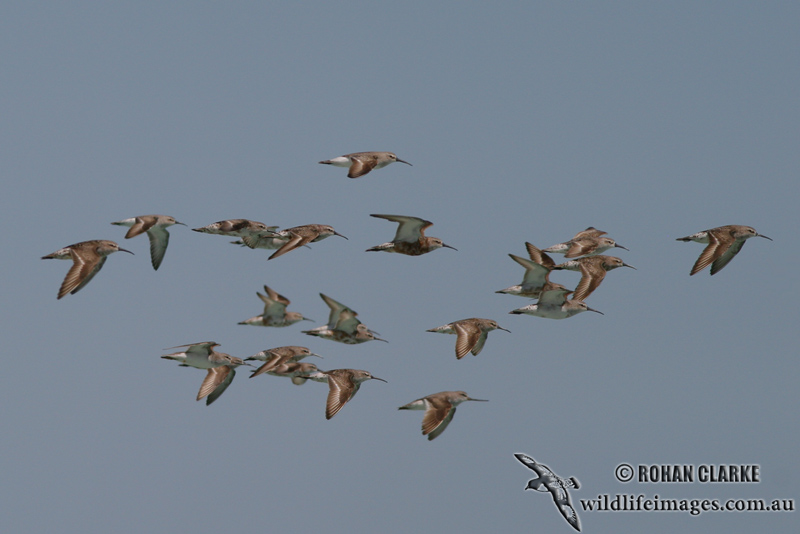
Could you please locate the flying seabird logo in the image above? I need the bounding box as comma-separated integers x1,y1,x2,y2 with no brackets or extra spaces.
514,453,582,532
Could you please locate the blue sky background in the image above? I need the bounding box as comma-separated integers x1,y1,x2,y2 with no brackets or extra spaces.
2,2,798,532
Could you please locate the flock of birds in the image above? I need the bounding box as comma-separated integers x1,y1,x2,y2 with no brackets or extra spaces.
40,151,774,532
41,152,773,446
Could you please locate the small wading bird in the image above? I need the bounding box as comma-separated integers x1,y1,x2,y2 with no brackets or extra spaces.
246,346,321,378
514,453,581,532
398,391,487,441
238,285,312,327
366,214,456,256
304,319,386,345
192,219,279,249
319,151,412,178
111,214,186,270
267,224,347,260
426,318,510,359
302,293,386,344
496,242,556,298
261,362,321,385
42,240,133,299
161,342,251,406
228,233,289,250
306,369,387,419
318,292,358,327
509,283,603,319
553,255,635,301
544,227,628,258
676,225,772,275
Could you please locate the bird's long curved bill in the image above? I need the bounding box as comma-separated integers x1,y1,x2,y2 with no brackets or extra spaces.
334,232,348,240
119,247,134,254
396,158,412,166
